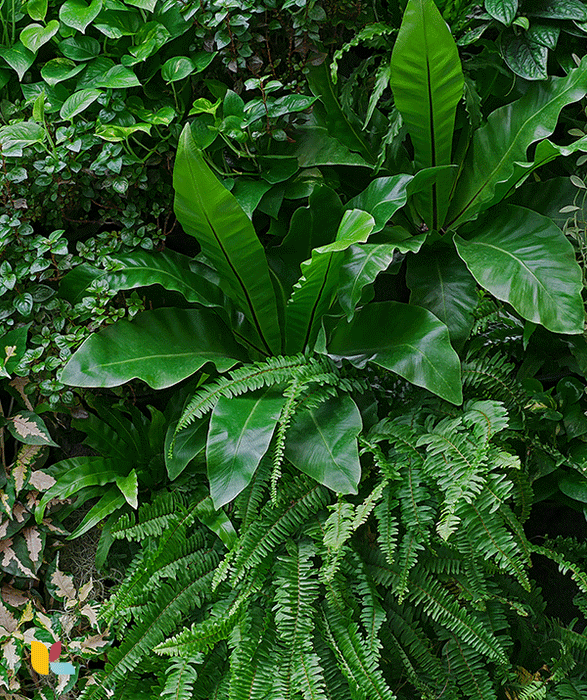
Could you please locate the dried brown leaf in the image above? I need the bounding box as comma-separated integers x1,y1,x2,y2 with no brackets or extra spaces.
1,584,29,608
50,567,76,601
22,526,43,563
0,601,18,634
28,470,56,491
0,538,37,579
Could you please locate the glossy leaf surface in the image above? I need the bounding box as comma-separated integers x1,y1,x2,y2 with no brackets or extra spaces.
69,486,126,539
61,307,246,389
285,210,375,353
406,245,477,350
485,0,518,24
323,301,462,404
285,394,362,494
454,204,583,334
391,0,464,229
164,418,207,481
447,58,587,227
174,124,281,355
306,62,374,162
345,175,413,233
207,389,286,508
338,231,427,321
59,249,225,309
36,457,123,522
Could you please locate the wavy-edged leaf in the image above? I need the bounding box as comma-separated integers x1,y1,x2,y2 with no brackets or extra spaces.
285,209,375,353
406,243,477,350
454,204,583,333
36,456,123,523
338,232,427,321
59,249,226,309
174,124,281,355
207,388,286,508
391,0,464,229
323,301,462,405
345,175,413,233
60,307,246,389
68,486,126,539
446,57,587,227
285,394,362,495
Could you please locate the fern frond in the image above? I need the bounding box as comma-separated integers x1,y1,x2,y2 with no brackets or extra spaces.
172,354,332,454
366,550,508,664
373,483,399,564
82,575,210,700
462,353,526,427
235,452,271,530
154,589,250,657
112,491,181,541
230,478,332,584
161,656,202,700
456,489,530,591
442,633,498,700
320,606,397,700
531,542,587,595
330,23,397,84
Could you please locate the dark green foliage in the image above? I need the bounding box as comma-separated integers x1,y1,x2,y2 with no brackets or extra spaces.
82,385,587,699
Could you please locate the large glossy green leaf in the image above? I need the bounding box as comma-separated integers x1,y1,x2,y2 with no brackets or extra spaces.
164,418,207,481
20,20,60,52
338,232,428,321
284,394,362,495
446,57,587,227
454,204,583,333
502,35,548,81
285,210,375,353
391,0,464,230
485,0,518,24
59,249,226,310
68,486,126,539
190,485,237,549
207,388,286,509
345,175,413,233
322,301,462,404
60,307,246,389
174,124,281,355
295,125,373,168
527,0,587,20
59,0,102,32
487,135,587,210
36,457,123,522
406,244,477,350
306,62,375,163
268,186,344,299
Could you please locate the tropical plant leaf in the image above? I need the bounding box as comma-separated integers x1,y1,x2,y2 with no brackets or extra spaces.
454,204,583,334
207,388,286,508
406,244,477,350
60,307,246,389
446,57,587,227
391,0,464,229
285,210,375,353
284,394,363,495
174,124,281,355
345,175,413,233
321,301,462,404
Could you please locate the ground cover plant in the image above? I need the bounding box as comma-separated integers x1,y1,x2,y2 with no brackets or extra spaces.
2,0,587,697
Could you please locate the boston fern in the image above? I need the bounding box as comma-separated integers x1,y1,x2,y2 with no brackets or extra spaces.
78,393,587,699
